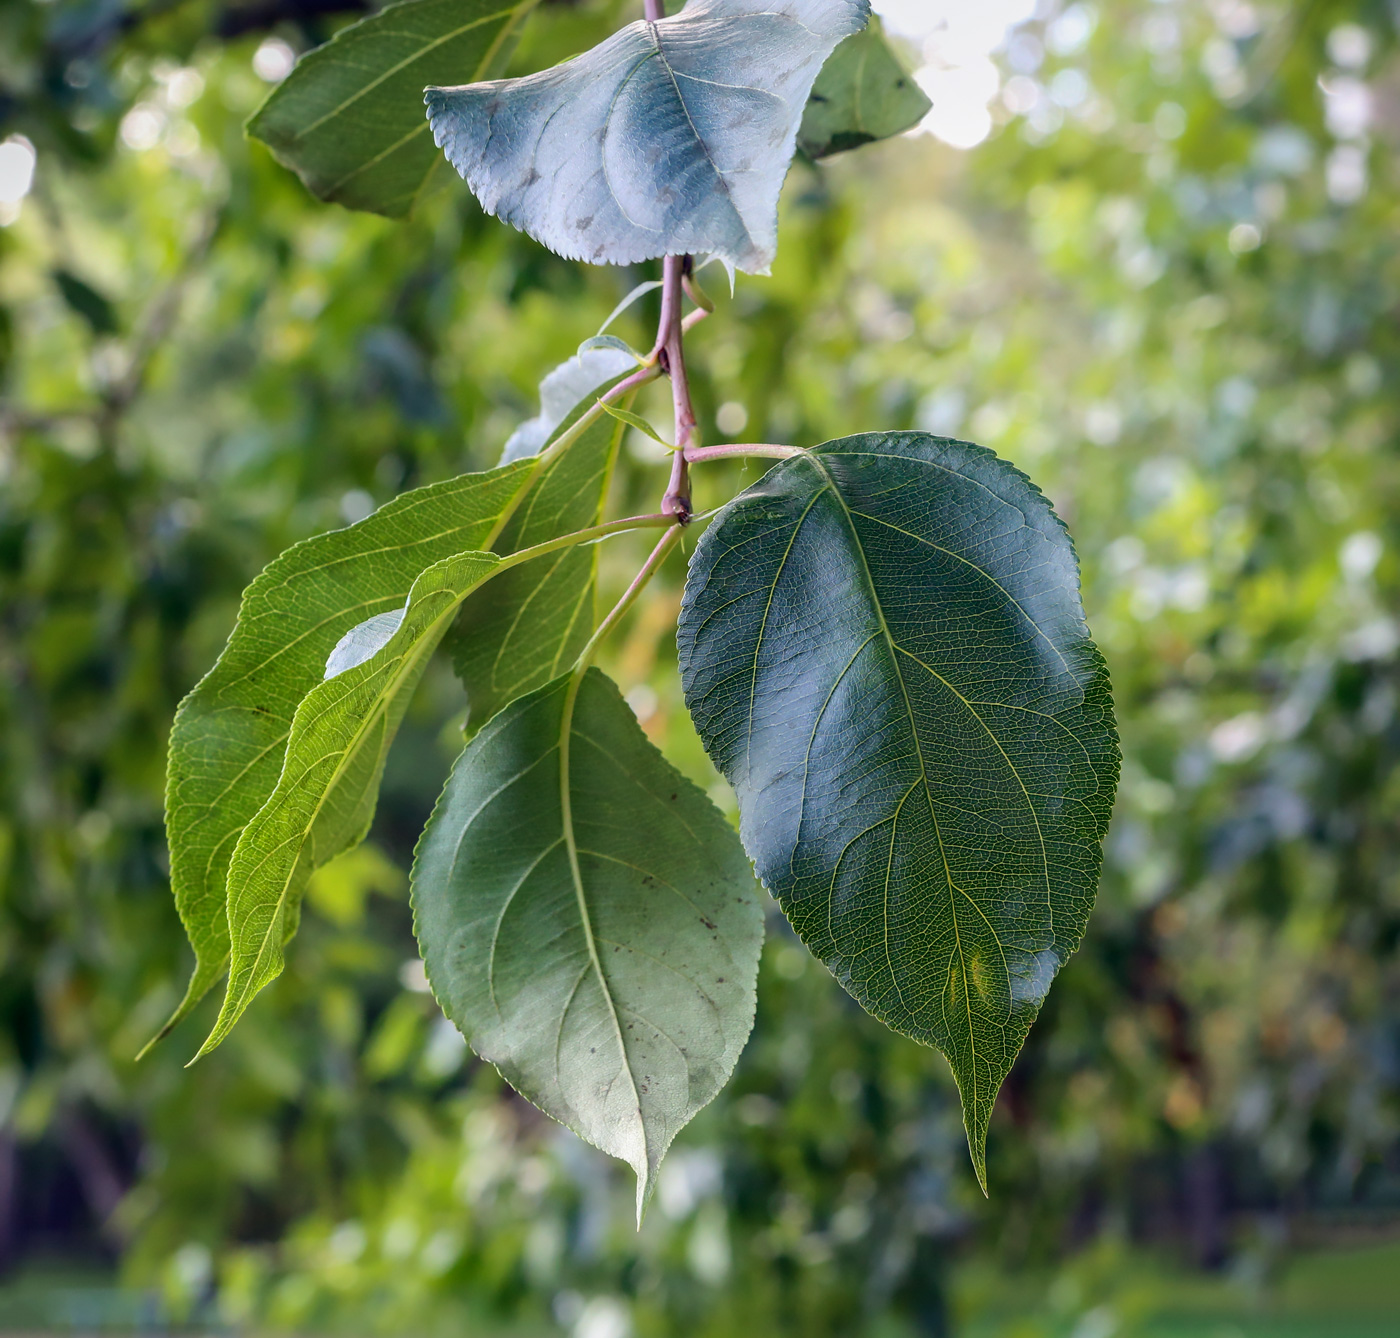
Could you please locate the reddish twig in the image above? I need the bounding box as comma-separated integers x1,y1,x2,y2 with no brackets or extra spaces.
685,443,801,464
658,255,697,520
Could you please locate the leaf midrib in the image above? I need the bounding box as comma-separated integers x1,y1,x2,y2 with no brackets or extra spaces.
806,451,1059,923
557,673,645,1158
797,452,981,1095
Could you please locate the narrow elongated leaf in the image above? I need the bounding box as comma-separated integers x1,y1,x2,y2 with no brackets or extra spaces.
412,669,763,1219
153,463,531,1053
426,0,870,274
200,549,504,1056
797,18,931,159
677,433,1119,1186
447,356,632,729
247,0,539,217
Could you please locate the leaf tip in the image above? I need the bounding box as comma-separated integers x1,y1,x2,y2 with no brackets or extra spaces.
633,1161,656,1231
135,964,221,1061
960,1098,992,1198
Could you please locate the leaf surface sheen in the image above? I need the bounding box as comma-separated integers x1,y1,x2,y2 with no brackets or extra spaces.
247,0,538,217
202,548,507,1055
157,462,531,1051
412,669,763,1220
677,432,1119,1185
797,18,931,159
426,0,871,274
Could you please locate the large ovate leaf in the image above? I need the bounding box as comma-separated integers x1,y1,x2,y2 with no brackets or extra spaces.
247,0,539,217
447,348,634,729
797,17,931,159
412,669,763,1219
426,0,870,274
200,549,506,1056
153,463,532,1054
677,432,1119,1186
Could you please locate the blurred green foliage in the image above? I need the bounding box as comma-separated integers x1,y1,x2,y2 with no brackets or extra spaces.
3,0,1400,1335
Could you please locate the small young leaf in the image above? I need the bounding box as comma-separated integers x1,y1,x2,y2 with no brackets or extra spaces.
426,0,871,273
247,0,539,217
597,280,665,336
412,668,763,1221
152,463,531,1055
199,549,504,1057
798,18,931,159
677,432,1120,1188
448,359,634,729
599,401,673,450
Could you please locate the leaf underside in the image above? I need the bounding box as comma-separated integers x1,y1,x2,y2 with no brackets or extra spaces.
797,18,931,160
247,0,538,217
677,432,1119,1187
154,462,531,1053
426,0,870,274
412,669,763,1220
447,353,634,731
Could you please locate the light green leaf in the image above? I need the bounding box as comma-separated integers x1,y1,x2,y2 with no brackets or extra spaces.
412,668,763,1220
677,432,1119,1188
199,549,505,1057
599,400,673,449
151,463,532,1056
426,0,870,273
798,16,931,159
447,360,635,730
247,0,539,217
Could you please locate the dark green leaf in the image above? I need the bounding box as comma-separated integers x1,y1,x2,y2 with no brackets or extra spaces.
199,549,503,1056
151,463,532,1054
247,0,539,218
677,432,1119,1186
798,18,931,159
52,268,119,335
426,0,870,273
412,668,763,1219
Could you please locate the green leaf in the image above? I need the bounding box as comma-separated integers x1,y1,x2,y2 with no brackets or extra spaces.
151,463,532,1056
412,668,763,1220
798,17,931,159
198,549,506,1057
676,432,1119,1187
426,0,870,273
598,400,672,449
596,280,664,336
247,0,539,218
446,356,634,730
52,268,119,335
